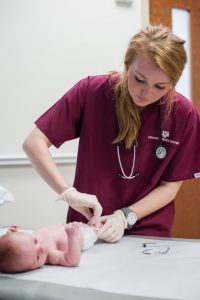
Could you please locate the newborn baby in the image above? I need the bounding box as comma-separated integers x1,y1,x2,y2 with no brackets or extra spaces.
0,222,97,273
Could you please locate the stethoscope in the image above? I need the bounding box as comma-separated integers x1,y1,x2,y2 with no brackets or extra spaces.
117,100,167,179
155,100,167,160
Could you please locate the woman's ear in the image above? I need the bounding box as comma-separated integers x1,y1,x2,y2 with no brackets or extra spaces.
125,63,129,71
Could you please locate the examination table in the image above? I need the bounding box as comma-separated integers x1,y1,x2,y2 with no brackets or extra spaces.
0,227,200,300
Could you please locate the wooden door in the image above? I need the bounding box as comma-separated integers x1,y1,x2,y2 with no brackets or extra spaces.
150,0,200,238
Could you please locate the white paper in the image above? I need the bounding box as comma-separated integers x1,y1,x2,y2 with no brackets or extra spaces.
2,236,200,300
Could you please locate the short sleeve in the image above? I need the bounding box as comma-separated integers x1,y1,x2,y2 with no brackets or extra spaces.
161,107,200,181
35,77,89,148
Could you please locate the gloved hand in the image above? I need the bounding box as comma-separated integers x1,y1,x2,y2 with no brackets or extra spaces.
97,210,127,243
57,187,102,225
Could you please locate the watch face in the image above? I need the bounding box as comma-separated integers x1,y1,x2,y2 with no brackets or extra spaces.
127,213,136,225
120,208,137,229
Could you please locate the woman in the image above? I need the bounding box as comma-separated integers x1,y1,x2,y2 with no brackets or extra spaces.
23,24,200,242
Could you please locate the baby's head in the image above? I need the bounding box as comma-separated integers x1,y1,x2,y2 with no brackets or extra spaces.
0,231,48,273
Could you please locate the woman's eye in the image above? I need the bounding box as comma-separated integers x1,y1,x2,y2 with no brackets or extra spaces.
135,76,145,83
34,238,37,244
155,85,165,90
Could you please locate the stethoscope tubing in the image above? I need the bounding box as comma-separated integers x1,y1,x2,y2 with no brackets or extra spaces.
117,99,167,179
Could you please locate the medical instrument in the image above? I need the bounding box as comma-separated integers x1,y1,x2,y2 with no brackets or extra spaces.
141,242,170,254
117,145,140,179
155,100,167,159
117,100,167,179
143,242,168,247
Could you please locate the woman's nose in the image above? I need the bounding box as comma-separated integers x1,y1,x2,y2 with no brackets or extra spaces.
141,85,151,96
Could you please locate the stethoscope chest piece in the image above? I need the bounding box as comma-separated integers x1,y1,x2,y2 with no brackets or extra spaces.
155,99,167,160
155,145,167,160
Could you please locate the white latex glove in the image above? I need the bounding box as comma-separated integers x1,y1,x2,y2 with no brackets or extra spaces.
57,187,102,225
97,210,127,243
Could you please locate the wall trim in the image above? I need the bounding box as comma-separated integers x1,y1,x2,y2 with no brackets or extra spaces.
0,154,77,167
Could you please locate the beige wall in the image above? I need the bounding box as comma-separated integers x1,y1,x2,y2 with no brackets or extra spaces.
0,164,75,229
0,0,149,229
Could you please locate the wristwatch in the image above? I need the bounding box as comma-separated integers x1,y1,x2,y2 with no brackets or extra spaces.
120,207,137,230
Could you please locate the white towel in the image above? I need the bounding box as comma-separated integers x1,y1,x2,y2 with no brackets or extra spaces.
0,185,15,206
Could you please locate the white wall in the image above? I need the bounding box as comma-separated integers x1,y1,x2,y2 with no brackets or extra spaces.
0,0,149,229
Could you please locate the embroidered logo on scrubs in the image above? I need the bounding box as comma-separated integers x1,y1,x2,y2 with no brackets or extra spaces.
194,172,200,178
162,131,169,138
148,135,179,145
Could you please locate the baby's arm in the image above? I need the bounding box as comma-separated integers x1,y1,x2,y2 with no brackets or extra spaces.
63,223,83,266
47,223,83,267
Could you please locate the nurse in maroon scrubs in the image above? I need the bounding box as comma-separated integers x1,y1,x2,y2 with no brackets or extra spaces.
23,24,200,242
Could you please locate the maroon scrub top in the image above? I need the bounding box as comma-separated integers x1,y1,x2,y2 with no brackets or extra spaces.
35,75,200,237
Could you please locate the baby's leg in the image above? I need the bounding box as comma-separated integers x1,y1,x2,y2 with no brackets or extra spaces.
64,223,83,266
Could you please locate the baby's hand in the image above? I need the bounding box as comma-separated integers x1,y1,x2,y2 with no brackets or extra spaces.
65,222,81,236
65,222,84,261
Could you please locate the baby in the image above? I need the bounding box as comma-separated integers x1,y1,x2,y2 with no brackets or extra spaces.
0,222,97,273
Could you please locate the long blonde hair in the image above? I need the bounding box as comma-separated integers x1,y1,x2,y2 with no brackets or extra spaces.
113,24,187,149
